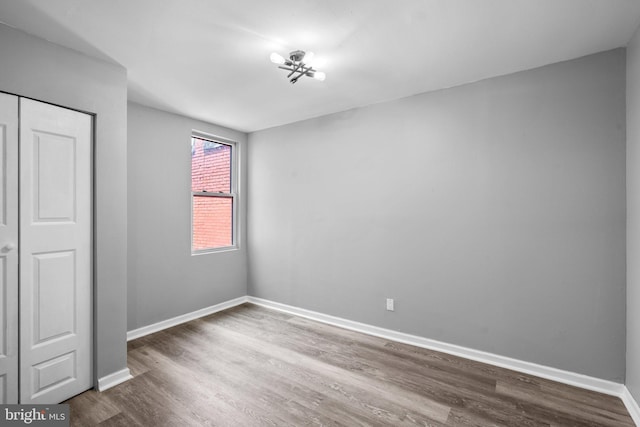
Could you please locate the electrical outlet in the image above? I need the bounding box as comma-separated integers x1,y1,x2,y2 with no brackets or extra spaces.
386,298,394,311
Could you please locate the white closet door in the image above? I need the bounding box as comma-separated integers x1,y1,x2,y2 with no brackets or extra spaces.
19,98,92,404
0,93,19,404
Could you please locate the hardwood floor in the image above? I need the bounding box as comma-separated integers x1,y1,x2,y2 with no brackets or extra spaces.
66,303,636,426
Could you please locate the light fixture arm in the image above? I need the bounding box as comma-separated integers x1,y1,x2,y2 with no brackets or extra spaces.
285,62,315,84
271,49,325,84
287,61,305,79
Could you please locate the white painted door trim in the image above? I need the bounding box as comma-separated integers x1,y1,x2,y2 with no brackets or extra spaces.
0,93,19,404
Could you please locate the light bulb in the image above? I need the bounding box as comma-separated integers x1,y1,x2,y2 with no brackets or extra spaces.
313,71,326,81
303,51,315,64
270,52,285,65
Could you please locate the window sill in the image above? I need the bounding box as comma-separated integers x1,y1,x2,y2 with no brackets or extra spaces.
191,245,239,256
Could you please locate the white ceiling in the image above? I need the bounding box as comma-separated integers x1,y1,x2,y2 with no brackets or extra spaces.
1,0,639,132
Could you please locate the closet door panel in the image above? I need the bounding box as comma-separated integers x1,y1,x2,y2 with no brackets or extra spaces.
0,93,18,404
19,98,92,404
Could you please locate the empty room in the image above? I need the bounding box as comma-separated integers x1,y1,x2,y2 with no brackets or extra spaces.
1,0,640,426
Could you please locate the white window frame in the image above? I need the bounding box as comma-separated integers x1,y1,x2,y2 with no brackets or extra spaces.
190,130,238,254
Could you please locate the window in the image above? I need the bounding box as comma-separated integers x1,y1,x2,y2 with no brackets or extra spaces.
191,133,237,253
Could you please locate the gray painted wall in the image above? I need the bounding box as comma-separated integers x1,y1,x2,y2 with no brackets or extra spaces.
248,49,627,382
0,23,128,380
127,103,248,331
627,26,640,400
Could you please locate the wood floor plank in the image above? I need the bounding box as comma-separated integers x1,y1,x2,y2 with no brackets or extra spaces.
205,319,450,421
217,308,555,426
64,303,636,426
176,316,446,425
67,389,122,426
496,380,634,427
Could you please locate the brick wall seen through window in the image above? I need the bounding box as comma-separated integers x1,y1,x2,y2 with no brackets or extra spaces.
191,137,234,251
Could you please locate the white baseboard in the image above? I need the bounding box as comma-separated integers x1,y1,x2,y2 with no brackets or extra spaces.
247,296,625,398
121,294,640,424
97,368,133,391
622,387,640,426
127,296,248,341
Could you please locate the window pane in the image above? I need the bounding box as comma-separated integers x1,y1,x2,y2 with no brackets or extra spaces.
192,196,233,250
191,137,231,193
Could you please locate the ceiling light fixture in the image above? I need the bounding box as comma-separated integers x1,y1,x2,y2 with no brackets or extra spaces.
270,50,326,84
